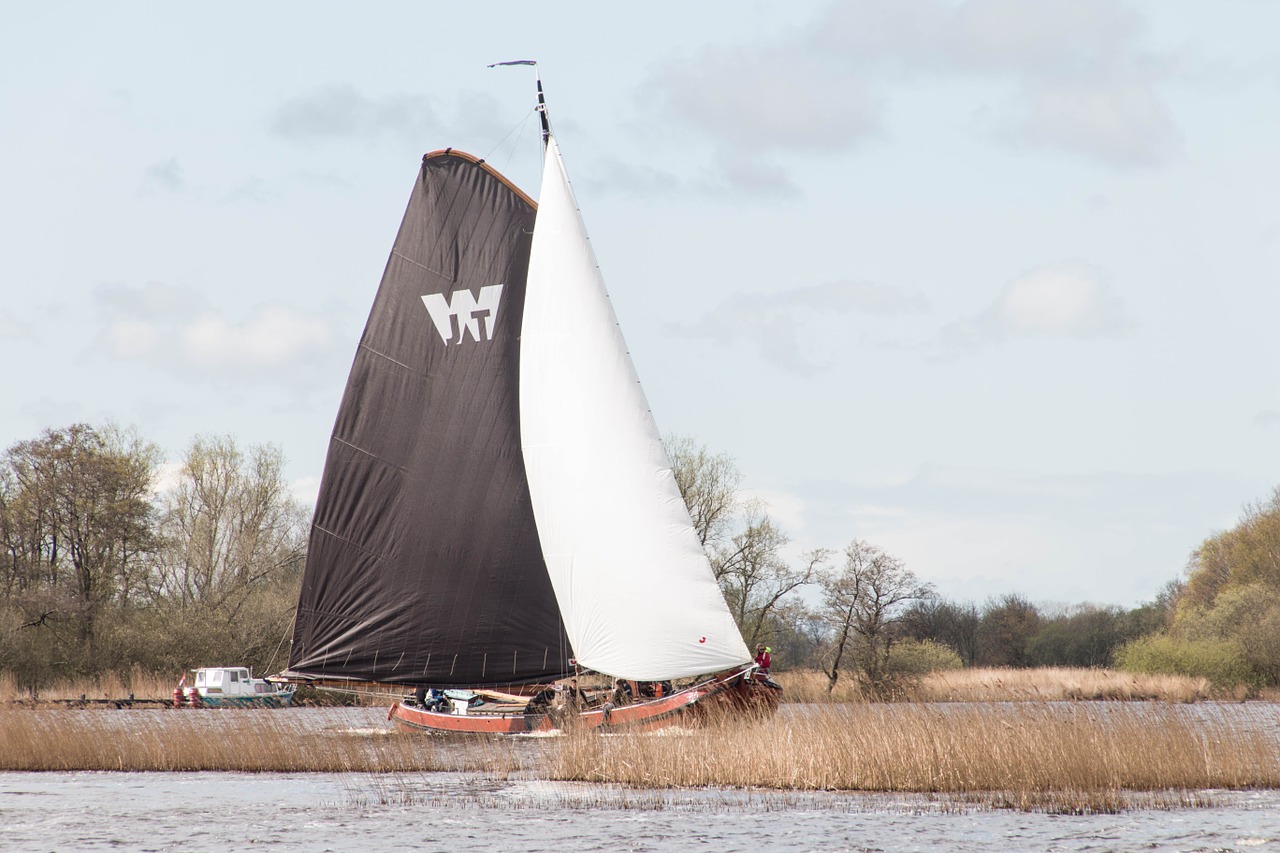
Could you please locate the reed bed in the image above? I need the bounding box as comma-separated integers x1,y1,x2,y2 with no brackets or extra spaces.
775,667,1216,703
917,667,1217,703
0,668,178,703
0,709,521,774
3,702,1277,813
2,667,1221,706
551,703,1280,812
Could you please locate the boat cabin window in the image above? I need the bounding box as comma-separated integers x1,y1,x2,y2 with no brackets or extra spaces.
195,671,206,686
229,671,239,683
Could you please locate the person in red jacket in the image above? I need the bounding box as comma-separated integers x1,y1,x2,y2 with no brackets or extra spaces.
754,643,771,676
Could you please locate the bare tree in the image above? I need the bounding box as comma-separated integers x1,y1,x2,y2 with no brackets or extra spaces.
150,435,307,613
819,539,931,693
713,500,828,647
902,597,981,666
666,434,741,550
668,435,823,652
975,593,1041,668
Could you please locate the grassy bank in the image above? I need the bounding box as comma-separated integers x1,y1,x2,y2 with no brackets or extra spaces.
775,667,1219,703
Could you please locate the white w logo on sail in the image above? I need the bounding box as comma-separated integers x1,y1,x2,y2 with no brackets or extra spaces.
421,285,504,345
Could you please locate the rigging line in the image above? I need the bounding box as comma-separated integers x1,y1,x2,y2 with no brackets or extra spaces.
266,608,296,676
482,106,537,172
488,59,550,148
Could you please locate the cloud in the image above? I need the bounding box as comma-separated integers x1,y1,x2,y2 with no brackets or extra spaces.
221,177,272,205
644,40,881,198
92,282,337,378
96,281,206,320
1256,411,1280,430
270,86,510,151
792,280,931,315
584,159,692,199
937,0,1145,77
993,264,1127,336
181,306,332,367
103,317,163,357
140,157,185,194
587,154,801,201
943,262,1129,349
681,279,930,374
648,0,1184,180
997,81,1180,168
741,486,810,538
271,84,439,146
715,157,803,200
290,475,321,508
152,460,186,496
653,46,882,157
0,310,30,340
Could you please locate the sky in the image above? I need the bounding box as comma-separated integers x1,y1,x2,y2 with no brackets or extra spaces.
3,1,1278,608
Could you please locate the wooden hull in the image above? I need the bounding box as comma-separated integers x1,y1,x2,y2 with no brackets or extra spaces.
388,666,779,735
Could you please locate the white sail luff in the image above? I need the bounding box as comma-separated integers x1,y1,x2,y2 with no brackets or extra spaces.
519,137,751,681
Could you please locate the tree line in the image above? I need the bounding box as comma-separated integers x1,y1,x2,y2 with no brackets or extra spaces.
0,424,307,692
1116,487,1280,689
2,423,1275,695
669,436,1275,694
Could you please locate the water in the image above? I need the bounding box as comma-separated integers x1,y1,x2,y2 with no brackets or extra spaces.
4,705,1280,852
4,770,1280,852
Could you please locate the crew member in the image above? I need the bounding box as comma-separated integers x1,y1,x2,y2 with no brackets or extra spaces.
754,643,772,677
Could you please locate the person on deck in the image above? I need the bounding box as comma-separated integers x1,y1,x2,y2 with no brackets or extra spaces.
754,644,771,677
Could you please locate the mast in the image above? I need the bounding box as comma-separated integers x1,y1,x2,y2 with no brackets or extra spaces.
535,68,550,148
488,59,549,146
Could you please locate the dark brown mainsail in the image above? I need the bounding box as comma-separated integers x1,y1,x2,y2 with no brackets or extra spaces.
288,151,572,687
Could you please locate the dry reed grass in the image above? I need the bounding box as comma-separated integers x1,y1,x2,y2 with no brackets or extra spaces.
1,666,1222,706
917,667,1217,703
0,671,386,707
0,667,177,703
775,667,1217,703
0,709,521,773
551,703,1280,812
3,701,1276,814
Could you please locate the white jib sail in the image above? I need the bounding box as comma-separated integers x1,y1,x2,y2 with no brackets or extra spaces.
520,137,751,681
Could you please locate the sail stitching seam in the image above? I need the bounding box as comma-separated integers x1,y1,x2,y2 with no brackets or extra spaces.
328,435,409,471
310,521,387,559
390,248,450,281
354,343,414,372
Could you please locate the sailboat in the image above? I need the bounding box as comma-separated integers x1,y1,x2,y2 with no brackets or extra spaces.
279,67,780,733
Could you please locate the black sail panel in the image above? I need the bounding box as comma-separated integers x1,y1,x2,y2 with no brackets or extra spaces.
288,152,572,687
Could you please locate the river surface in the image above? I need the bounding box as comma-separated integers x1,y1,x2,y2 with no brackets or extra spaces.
5,770,1280,852
3,705,1280,852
